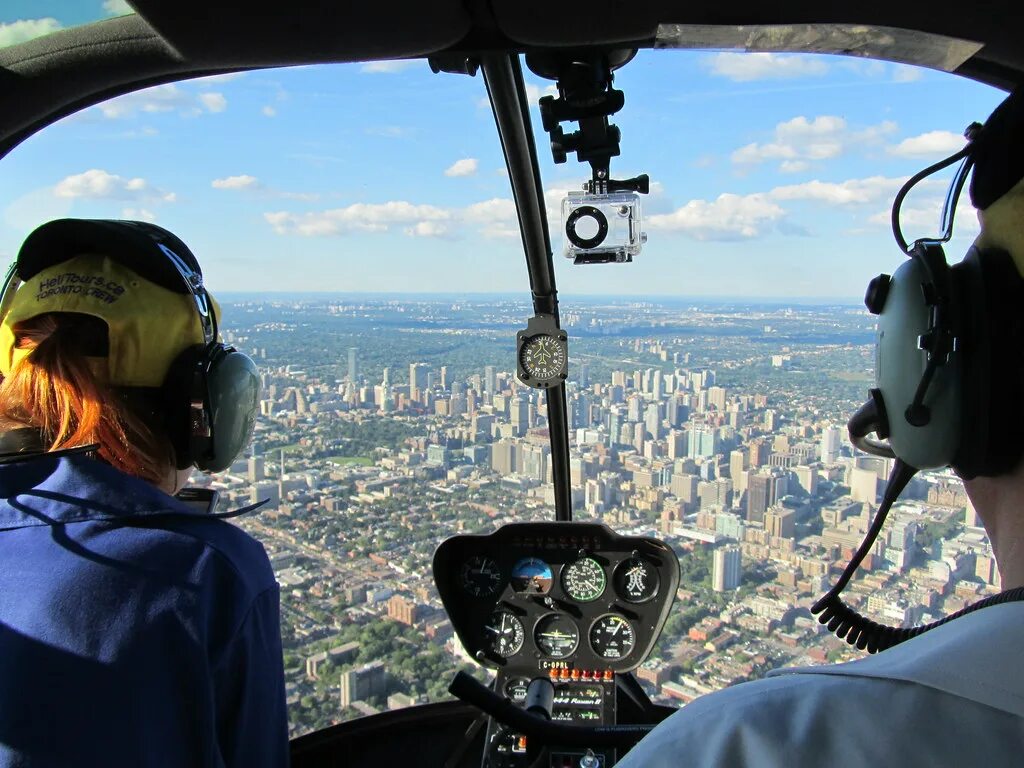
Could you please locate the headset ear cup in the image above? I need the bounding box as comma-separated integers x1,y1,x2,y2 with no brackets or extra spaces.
202,346,260,473
953,246,1024,477
161,344,208,471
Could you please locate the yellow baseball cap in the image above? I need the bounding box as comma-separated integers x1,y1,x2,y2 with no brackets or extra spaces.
0,219,219,388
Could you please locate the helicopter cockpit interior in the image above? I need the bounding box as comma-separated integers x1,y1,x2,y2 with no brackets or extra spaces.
0,2,1022,766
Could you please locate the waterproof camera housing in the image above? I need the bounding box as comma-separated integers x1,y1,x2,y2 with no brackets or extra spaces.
562,190,645,264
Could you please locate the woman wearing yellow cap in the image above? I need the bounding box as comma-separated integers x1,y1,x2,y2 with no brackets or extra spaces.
0,219,289,767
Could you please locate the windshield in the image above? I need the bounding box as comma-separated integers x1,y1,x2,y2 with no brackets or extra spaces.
0,45,1004,733
0,1,134,50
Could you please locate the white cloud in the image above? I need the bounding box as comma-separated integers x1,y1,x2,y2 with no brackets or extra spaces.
360,60,416,74
404,221,451,238
780,160,810,174
264,202,451,237
868,196,979,238
463,198,520,238
262,105,277,117
54,169,176,202
647,193,785,240
732,115,897,170
0,18,62,47
198,93,227,113
770,176,904,206
444,158,479,178
703,52,829,81
887,130,964,158
102,0,134,15
95,84,228,119
121,207,156,222
892,64,924,83
212,174,261,190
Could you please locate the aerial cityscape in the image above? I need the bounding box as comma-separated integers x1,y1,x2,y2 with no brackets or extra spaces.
199,294,991,738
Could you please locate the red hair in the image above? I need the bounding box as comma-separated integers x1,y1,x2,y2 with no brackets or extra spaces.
0,313,174,485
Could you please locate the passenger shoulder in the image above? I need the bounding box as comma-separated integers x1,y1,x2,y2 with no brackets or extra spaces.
135,513,278,598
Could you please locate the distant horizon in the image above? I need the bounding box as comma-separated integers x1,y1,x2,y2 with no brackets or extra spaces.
217,290,864,305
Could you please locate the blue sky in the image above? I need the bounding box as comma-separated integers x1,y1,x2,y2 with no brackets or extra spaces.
0,3,1008,298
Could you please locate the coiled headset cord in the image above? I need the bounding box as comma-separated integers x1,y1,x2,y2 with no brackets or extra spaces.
811,459,1024,653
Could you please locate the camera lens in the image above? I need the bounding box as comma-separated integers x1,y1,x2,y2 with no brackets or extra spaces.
565,206,608,249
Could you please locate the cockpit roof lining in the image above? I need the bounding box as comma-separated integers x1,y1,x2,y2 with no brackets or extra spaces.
0,0,1021,160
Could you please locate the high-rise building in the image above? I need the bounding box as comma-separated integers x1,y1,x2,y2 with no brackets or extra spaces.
764,506,796,539
340,661,387,708
820,425,842,464
687,424,718,459
644,403,662,440
439,366,449,390
510,397,529,436
387,595,424,626
707,386,727,412
746,471,787,523
347,347,358,383
247,455,265,483
484,365,497,394
491,440,519,475
713,546,742,591
409,363,429,396
850,467,880,504
521,444,550,482
579,362,590,389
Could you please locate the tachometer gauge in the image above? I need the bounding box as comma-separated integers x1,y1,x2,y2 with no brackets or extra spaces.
561,556,606,602
613,556,660,604
460,555,502,597
534,614,579,659
485,610,525,658
589,615,635,660
511,557,553,594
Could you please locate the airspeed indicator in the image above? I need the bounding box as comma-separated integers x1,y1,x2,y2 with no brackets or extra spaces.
561,556,606,602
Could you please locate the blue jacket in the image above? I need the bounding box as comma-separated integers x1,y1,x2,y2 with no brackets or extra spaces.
0,452,289,767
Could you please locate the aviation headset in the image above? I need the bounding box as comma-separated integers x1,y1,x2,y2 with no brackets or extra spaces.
0,219,260,473
813,89,1024,652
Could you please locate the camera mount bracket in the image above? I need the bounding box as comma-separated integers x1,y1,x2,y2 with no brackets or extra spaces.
526,49,647,193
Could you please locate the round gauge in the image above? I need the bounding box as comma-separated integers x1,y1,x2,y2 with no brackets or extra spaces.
485,610,525,658
589,614,636,660
519,335,567,382
561,556,606,602
511,557,553,594
504,677,530,704
534,614,580,659
613,556,660,604
460,555,502,597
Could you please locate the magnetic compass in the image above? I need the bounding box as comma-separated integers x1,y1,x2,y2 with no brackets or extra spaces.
516,314,568,389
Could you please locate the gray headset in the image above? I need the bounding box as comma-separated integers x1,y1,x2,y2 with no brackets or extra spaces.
813,123,1024,652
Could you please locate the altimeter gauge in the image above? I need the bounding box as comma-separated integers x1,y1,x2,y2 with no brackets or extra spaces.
516,314,569,389
486,610,525,658
561,556,606,602
589,614,635,660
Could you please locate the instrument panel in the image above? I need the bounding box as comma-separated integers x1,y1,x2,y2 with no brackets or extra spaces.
433,522,679,674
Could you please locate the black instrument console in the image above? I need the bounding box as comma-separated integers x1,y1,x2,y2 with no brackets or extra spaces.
433,522,679,768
